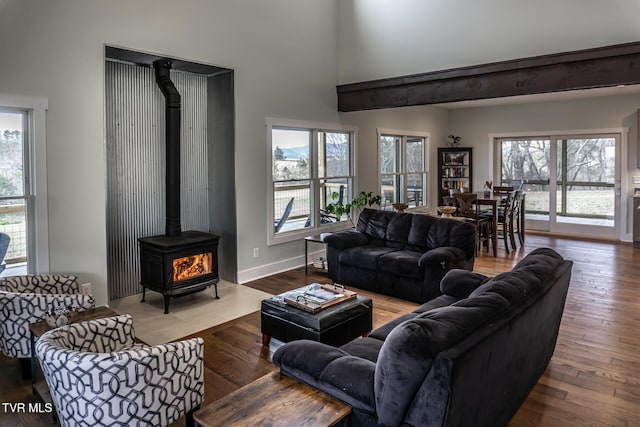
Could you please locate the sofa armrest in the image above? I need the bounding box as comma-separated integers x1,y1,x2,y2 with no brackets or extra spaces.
418,246,467,269
324,230,369,250
273,340,377,412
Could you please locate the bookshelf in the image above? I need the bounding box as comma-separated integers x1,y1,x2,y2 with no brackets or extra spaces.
437,147,473,206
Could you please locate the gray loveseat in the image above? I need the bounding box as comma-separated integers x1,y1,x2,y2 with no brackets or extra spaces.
274,248,573,427
325,208,477,303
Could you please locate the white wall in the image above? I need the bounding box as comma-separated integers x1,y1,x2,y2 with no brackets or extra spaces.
0,0,340,305
339,105,449,209
338,0,640,83
447,93,640,237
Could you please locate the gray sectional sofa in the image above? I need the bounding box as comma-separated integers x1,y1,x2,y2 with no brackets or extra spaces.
325,208,477,303
274,248,573,427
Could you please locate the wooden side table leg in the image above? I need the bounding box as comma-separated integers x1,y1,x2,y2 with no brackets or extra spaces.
30,331,37,394
262,334,271,345
305,239,309,274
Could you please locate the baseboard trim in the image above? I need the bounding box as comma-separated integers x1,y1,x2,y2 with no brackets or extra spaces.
527,229,633,243
237,249,326,284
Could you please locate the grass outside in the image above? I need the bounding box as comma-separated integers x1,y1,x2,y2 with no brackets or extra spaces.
524,189,614,217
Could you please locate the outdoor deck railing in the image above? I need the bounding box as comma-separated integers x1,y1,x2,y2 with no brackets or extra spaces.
0,204,27,264
274,183,346,224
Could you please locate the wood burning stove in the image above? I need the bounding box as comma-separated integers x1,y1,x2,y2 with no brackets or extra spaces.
138,59,220,314
139,231,219,314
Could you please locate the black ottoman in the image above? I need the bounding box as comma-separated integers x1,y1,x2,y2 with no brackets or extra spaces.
261,292,372,347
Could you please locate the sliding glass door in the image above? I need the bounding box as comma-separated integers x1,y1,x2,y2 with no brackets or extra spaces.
498,138,551,230
497,133,620,239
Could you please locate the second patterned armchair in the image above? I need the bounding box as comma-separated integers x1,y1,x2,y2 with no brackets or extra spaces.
0,274,95,359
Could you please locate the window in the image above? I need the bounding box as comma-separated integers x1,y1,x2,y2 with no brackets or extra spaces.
268,119,355,244
0,99,49,274
378,130,428,209
0,110,29,273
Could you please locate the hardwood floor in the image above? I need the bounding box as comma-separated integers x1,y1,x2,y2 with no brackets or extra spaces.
1,234,639,426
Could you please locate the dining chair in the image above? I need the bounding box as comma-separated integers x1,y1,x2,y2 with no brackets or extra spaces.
493,186,514,195
495,191,517,253
511,190,525,246
453,193,492,255
510,180,524,190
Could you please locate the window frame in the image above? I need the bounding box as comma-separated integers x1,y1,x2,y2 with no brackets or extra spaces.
267,118,357,245
0,95,50,273
377,128,430,210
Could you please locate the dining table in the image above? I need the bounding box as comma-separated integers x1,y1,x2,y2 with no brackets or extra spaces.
409,191,526,257
443,192,526,257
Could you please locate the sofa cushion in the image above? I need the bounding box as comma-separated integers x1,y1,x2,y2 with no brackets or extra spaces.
426,219,476,254
377,250,423,279
359,209,391,246
367,313,418,342
319,356,377,410
340,336,386,363
440,269,490,298
410,296,511,353
385,213,414,249
412,294,460,314
338,246,398,270
405,214,435,251
468,247,565,304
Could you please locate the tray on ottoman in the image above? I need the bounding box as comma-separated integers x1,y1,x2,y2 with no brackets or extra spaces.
261,284,372,347
283,283,357,313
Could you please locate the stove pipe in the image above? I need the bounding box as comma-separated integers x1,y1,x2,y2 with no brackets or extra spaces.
153,59,181,237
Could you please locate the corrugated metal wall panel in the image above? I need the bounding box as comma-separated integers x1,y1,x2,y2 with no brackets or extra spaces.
105,61,209,300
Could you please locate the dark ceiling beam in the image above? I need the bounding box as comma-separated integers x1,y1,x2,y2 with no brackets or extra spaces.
337,41,640,111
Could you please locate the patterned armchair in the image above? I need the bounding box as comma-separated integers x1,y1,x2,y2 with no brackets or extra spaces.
35,315,204,427
0,274,95,358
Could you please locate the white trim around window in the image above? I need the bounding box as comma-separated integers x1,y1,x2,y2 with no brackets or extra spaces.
266,118,358,246
488,127,629,242
0,94,50,272
377,128,430,210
